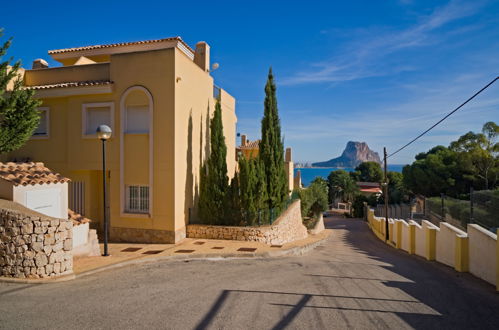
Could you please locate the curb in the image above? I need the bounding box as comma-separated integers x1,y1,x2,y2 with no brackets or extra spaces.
1,230,332,284
0,273,76,284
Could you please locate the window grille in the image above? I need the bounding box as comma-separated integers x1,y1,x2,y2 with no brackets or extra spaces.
125,185,149,214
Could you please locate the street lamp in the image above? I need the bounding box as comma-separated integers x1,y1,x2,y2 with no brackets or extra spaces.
97,125,112,256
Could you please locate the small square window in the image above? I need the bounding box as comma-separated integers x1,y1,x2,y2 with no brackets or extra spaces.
82,102,114,137
33,107,49,137
125,185,149,214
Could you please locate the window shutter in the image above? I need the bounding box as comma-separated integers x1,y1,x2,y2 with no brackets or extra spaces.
86,107,111,135
126,105,149,133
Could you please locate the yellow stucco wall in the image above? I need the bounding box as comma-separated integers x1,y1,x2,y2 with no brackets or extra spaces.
173,48,237,231
2,45,236,243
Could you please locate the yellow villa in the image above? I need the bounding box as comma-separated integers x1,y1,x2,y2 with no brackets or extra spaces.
2,37,237,243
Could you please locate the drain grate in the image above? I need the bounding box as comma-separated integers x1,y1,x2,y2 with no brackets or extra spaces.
193,241,206,245
271,245,283,248
142,250,164,255
175,249,195,253
211,246,224,250
237,247,257,252
121,247,142,252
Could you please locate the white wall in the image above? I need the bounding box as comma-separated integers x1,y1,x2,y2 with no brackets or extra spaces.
73,222,89,248
468,224,497,286
436,222,466,268
13,182,68,220
401,220,410,252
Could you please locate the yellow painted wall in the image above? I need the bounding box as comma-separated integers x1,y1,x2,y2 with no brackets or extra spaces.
173,48,237,231
108,48,175,232
3,45,236,243
25,63,109,86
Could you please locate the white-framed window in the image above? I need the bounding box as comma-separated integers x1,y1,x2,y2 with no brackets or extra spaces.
82,102,114,137
125,185,149,214
125,105,149,133
32,107,49,138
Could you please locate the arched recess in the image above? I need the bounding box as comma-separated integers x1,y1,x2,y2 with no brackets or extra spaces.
119,86,154,217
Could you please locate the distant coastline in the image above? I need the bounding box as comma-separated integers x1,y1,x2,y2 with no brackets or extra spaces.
295,165,406,186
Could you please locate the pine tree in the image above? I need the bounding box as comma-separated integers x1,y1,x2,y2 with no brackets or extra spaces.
0,31,41,154
259,68,287,211
198,100,229,224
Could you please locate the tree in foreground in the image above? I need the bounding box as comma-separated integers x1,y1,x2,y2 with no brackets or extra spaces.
259,68,288,210
403,121,499,197
327,170,358,204
0,30,41,154
299,178,328,219
198,100,228,224
237,156,267,225
354,161,383,183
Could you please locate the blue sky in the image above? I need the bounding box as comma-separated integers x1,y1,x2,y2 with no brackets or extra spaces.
2,0,498,164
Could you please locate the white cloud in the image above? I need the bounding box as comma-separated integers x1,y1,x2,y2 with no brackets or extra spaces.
281,0,487,85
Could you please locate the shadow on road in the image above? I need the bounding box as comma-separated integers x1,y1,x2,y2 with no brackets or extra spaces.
194,216,499,329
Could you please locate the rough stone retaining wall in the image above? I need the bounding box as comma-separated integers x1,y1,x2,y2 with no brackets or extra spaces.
0,200,73,279
187,200,308,245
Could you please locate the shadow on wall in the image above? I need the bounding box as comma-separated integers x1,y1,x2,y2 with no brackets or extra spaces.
184,112,194,225
193,217,499,329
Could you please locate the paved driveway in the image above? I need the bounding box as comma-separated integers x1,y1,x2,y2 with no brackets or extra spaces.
1,216,498,329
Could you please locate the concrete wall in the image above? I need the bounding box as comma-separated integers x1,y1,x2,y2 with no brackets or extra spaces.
367,208,498,289
25,63,110,86
72,222,89,248
468,224,497,285
412,221,425,257
401,220,410,252
13,182,68,220
0,199,73,279
436,222,466,268
186,200,307,245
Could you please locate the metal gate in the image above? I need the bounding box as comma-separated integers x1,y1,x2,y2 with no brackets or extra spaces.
69,181,85,215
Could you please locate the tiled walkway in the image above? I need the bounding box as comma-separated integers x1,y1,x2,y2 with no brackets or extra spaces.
72,230,332,275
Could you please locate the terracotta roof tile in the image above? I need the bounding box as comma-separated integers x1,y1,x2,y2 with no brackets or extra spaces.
48,36,194,55
25,80,112,90
0,162,70,186
68,209,91,226
238,139,261,150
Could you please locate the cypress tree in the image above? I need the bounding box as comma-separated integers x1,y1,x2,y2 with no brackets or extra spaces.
238,156,268,225
259,68,287,211
0,31,41,154
198,100,229,224
224,171,243,225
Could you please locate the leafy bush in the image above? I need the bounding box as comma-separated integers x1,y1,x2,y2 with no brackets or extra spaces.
299,180,328,218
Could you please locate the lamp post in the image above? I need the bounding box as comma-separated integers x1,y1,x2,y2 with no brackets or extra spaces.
97,125,112,256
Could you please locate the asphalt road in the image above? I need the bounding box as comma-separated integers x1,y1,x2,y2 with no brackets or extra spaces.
1,216,498,330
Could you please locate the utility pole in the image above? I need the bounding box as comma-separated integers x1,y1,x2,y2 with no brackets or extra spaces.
383,147,389,242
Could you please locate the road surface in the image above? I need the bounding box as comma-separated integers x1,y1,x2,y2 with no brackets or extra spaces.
1,216,498,329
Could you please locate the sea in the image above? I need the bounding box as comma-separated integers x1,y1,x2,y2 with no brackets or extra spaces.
295,165,406,187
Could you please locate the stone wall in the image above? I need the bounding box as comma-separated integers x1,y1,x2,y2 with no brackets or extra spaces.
110,227,186,244
187,200,308,245
0,200,73,279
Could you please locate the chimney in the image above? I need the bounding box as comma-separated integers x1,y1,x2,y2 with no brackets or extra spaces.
194,41,210,72
285,148,292,162
241,135,247,147
32,59,49,69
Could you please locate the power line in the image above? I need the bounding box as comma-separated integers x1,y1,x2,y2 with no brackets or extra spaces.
387,76,499,159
